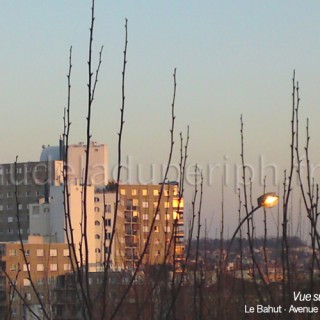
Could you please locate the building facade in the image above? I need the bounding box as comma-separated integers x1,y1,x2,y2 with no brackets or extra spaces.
0,236,73,319
117,183,185,269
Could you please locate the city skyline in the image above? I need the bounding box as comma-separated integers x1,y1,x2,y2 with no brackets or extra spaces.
1,1,320,237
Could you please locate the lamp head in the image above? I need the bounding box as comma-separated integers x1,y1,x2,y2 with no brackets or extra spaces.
258,193,279,208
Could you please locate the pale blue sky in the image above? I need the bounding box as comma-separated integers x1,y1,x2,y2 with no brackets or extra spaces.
1,1,320,237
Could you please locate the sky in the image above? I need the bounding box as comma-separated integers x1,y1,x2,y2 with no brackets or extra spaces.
1,1,320,238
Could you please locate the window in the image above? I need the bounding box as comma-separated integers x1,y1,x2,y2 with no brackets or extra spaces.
95,248,101,253
120,189,126,195
63,249,69,257
25,249,30,256
142,214,149,221
8,217,13,223
23,279,31,287
50,249,57,257
25,191,31,197
35,190,41,196
143,226,149,232
105,232,111,240
0,167,2,175
165,226,171,233
105,204,111,213
50,264,58,271
95,234,100,240
0,206,3,212
16,167,22,174
7,192,12,198
18,204,23,210
37,249,44,257
142,189,148,196
94,207,100,212
94,197,100,202
142,202,148,208
10,264,17,271
37,278,44,286
94,220,100,226
154,226,160,232
131,189,137,196
164,202,170,208
7,204,12,210
9,249,17,256
132,199,139,207
64,264,71,271
165,214,170,221
104,219,111,227
37,264,44,272
23,264,30,272
153,189,159,196
155,213,160,221
153,202,158,209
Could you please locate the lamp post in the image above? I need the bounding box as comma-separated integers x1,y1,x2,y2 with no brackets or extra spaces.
226,193,279,260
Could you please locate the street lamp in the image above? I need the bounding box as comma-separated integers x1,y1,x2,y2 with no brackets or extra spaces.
226,193,279,260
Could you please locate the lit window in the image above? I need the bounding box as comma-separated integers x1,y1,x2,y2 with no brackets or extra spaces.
142,189,148,196
165,226,171,233
142,202,148,208
23,264,30,272
131,189,137,196
153,190,159,196
143,226,149,232
120,189,126,195
37,264,44,272
50,249,57,257
64,264,71,271
23,279,31,287
164,202,170,208
50,264,58,271
63,249,69,257
154,226,160,232
155,213,160,221
37,249,44,257
143,214,149,220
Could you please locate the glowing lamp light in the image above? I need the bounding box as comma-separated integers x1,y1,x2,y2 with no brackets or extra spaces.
258,193,279,208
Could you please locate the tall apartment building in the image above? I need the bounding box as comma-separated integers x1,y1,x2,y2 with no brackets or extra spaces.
0,235,73,319
0,161,62,242
0,140,108,243
117,183,185,270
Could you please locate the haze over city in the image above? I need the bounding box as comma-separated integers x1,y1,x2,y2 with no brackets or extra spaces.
1,1,320,237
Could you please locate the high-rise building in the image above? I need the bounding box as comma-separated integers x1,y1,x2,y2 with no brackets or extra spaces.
0,161,62,242
117,183,185,269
